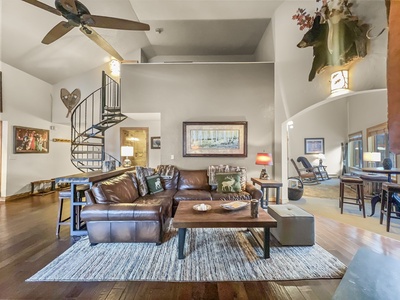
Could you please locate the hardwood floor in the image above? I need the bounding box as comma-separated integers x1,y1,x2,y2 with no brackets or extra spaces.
1,193,400,299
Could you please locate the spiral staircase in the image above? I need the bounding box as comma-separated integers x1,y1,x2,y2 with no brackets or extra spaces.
70,71,127,172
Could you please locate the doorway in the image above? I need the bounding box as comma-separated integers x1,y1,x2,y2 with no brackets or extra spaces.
120,127,149,167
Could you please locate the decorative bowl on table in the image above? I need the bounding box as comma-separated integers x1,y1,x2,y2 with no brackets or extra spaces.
193,203,212,212
220,201,249,211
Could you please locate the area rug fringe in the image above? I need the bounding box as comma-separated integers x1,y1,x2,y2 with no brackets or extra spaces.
27,228,346,282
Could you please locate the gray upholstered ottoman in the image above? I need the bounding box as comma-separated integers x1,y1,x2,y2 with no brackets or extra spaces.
267,204,315,246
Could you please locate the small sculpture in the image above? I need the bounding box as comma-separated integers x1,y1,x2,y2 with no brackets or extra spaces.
60,88,81,118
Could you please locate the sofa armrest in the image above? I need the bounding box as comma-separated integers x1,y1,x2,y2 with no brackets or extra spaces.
81,203,163,221
245,183,263,200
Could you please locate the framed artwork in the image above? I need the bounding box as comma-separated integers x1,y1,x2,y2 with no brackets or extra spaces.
151,136,161,149
14,126,49,153
183,121,247,157
304,138,325,154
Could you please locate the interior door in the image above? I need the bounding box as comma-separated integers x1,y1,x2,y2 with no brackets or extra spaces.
120,127,149,167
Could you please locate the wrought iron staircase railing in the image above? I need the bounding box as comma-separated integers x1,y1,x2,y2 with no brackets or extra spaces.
70,71,127,172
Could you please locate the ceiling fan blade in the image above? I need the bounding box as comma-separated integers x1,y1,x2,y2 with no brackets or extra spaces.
81,15,150,31
42,21,75,45
59,0,78,14
22,0,62,16
80,26,124,61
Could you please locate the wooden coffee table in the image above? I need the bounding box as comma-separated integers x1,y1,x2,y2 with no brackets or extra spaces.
173,200,277,259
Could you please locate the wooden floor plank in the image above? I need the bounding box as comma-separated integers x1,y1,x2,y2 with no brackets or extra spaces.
1,192,400,299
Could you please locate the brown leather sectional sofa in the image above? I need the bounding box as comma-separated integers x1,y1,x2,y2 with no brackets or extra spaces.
81,168,262,245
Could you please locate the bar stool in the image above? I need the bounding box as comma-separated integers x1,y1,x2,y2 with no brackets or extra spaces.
56,184,90,236
380,182,400,232
339,176,366,218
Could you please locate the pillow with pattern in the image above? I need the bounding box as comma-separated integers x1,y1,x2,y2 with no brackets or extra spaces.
146,174,164,194
135,166,155,196
215,172,242,193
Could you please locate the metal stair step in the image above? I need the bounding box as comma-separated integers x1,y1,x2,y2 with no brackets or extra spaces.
76,166,102,170
72,142,104,146
104,106,121,112
82,133,105,139
71,159,103,162
72,151,103,154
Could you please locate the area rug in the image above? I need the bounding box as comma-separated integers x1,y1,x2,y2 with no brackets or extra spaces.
27,227,346,282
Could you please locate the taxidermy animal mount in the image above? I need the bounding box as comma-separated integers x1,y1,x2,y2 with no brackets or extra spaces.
297,15,369,81
60,88,81,118
22,0,150,61
293,0,369,81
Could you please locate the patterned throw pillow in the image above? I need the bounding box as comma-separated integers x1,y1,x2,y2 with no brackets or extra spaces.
135,166,155,196
208,165,247,191
146,174,164,194
215,172,242,193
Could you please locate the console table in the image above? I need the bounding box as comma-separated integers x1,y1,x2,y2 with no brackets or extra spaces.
55,167,135,236
251,178,282,208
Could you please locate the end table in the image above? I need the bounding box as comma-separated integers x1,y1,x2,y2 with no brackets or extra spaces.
251,177,283,208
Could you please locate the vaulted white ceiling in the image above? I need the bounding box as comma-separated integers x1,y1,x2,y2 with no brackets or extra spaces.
1,0,285,84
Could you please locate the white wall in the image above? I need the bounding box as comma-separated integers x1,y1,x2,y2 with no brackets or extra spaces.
271,1,388,199
0,62,76,197
287,99,348,178
52,62,117,125
120,62,274,180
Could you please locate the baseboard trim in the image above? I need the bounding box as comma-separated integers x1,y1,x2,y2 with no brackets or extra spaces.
3,192,31,202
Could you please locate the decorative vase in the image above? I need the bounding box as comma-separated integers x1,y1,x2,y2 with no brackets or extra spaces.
383,158,393,170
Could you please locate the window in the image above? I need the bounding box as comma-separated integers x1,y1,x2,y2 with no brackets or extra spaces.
367,123,396,167
348,131,363,170
367,122,396,181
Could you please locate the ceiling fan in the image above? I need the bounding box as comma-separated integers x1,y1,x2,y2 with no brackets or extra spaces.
22,0,150,61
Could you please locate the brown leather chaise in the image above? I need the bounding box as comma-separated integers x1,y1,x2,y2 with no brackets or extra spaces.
82,172,172,245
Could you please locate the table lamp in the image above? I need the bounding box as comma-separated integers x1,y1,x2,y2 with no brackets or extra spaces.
363,152,381,168
121,146,134,167
255,152,273,179
316,153,325,166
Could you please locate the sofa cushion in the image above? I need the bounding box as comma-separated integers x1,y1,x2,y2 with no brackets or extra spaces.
211,191,252,201
135,166,155,196
91,173,140,204
178,170,210,190
173,190,212,205
216,172,242,193
146,174,164,194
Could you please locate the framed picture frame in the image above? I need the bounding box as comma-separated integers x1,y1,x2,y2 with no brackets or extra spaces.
13,126,49,154
304,138,324,154
183,121,247,157
151,136,161,149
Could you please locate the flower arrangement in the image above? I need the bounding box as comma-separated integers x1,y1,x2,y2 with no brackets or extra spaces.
292,0,357,30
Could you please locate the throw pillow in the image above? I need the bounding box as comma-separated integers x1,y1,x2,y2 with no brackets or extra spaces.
135,166,155,196
215,172,242,193
146,174,164,194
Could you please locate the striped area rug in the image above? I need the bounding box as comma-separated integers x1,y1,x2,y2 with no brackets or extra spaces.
27,228,346,282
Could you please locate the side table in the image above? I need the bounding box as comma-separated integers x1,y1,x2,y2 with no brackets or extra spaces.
251,177,283,208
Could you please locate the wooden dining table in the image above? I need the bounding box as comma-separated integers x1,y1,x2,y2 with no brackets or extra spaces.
54,167,135,236
361,167,400,216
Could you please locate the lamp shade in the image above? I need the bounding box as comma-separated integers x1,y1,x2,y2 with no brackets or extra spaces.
121,146,134,157
330,70,349,93
363,152,381,162
255,153,273,166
